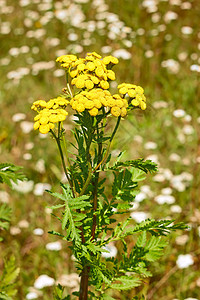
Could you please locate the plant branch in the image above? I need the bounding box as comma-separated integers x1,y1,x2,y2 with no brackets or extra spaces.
93,116,121,172
61,133,76,196
50,127,75,197
79,266,90,300
91,123,102,240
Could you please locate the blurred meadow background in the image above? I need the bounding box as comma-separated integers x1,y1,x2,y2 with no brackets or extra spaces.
0,0,200,299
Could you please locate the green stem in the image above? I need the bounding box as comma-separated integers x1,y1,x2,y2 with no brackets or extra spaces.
79,119,94,196
79,116,121,299
93,116,121,172
50,128,75,197
91,124,102,240
79,162,93,196
61,133,76,196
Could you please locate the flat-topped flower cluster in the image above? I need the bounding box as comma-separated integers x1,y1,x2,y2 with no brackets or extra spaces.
31,97,69,134
31,52,147,134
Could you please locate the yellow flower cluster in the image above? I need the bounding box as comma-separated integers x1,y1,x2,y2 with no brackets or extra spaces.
56,52,118,91
70,88,128,117
118,83,147,110
31,96,69,111
31,97,69,134
32,53,147,135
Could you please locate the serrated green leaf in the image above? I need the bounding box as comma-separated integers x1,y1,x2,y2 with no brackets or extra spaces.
87,242,109,255
0,256,19,297
0,163,27,188
136,232,147,247
0,204,12,231
110,158,157,174
111,276,141,291
62,208,69,230
131,168,146,182
48,204,65,210
48,231,65,237
123,219,187,238
144,236,168,262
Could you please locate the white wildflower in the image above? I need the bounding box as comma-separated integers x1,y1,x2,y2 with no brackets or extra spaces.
176,254,194,269
33,183,51,196
154,194,175,205
0,191,10,203
12,180,34,193
12,113,26,122
182,124,194,135
26,292,38,299
190,64,200,72
144,141,157,150
161,59,180,74
169,153,181,162
46,241,62,251
173,109,186,118
10,226,21,235
164,11,178,23
130,211,150,223
34,275,55,289
102,244,117,258
56,273,80,288
161,187,172,195
175,234,188,245
112,49,131,60
181,2,192,9
135,192,146,202
181,26,193,35
33,228,44,236
20,121,34,133
18,220,29,228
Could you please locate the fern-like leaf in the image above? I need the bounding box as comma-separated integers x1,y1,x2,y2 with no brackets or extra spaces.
0,204,12,231
110,158,158,174
0,163,27,188
111,275,142,291
0,256,20,298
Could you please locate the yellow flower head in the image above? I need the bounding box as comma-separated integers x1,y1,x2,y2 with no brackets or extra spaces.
32,97,69,134
118,83,147,111
56,54,77,69
103,55,119,65
57,52,118,93
87,52,102,59
31,100,47,111
52,52,147,119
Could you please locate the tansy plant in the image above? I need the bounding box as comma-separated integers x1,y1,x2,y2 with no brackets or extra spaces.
31,52,186,300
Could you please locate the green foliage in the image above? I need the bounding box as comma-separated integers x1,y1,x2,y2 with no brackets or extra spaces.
25,50,186,298
0,256,20,299
0,163,25,297
110,158,158,174
111,276,142,291
0,163,27,189
46,133,186,296
122,219,188,237
100,295,116,300
53,284,70,300
0,204,12,238
48,183,91,243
